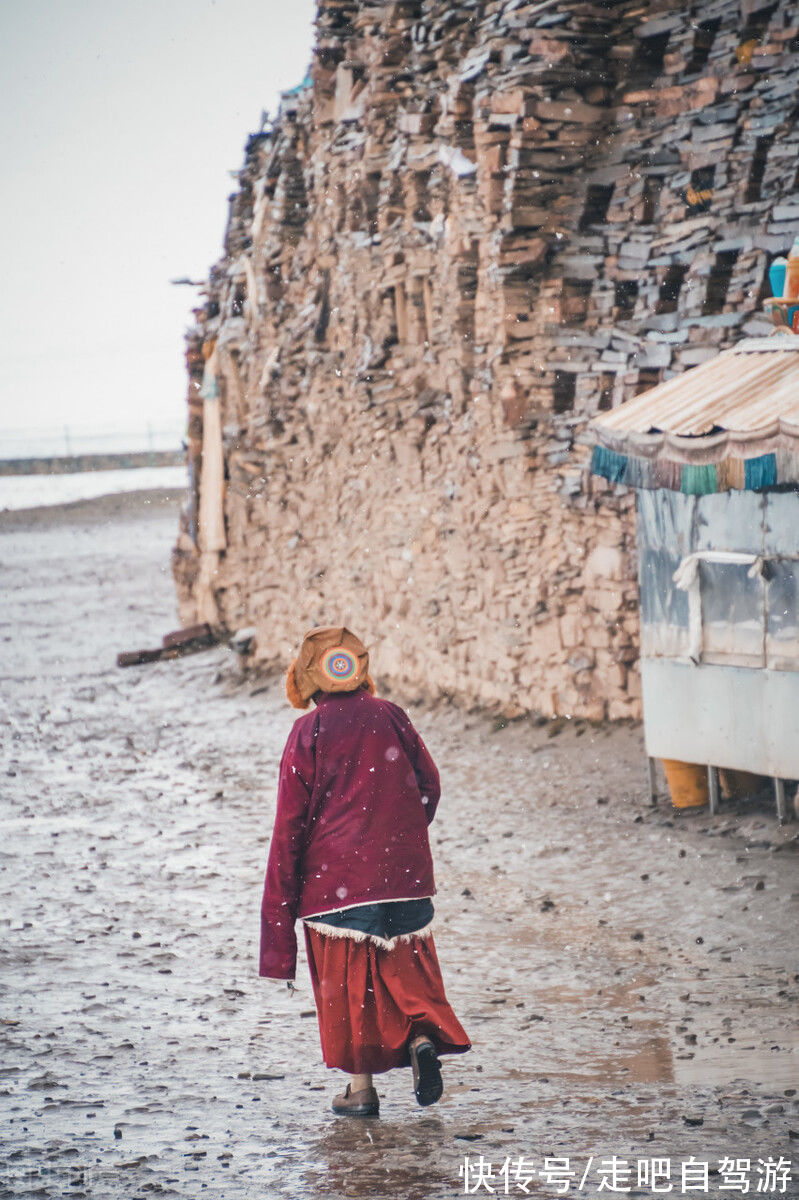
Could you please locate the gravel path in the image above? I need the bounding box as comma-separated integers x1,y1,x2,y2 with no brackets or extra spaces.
1,494,797,1199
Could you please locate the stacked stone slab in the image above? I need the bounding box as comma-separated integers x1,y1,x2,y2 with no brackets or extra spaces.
173,0,799,720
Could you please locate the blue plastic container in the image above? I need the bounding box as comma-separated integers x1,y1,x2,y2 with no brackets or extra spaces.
769,256,787,298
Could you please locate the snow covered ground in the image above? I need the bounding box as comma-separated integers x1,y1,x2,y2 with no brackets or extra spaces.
0,465,187,511
0,492,796,1200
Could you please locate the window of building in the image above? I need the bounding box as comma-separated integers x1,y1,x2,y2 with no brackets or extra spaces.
579,184,614,231
641,175,663,224
382,288,398,347
699,559,765,666
766,559,799,670
673,551,768,668
553,371,576,414
685,165,715,212
412,171,431,223
702,250,739,315
737,3,777,63
744,136,773,203
598,372,616,411
687,18,721,72
422,276,434,343
562,279,592,325
614,279,638,318
635,369,661,396
629,31,670,86
383,174,405,229
656,264,688,314
231,283,246,317
456,242,479,350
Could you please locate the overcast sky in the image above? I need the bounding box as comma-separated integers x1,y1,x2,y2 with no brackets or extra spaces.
0,0,315,448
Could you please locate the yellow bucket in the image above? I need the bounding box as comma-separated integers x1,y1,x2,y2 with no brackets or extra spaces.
661,759,708,809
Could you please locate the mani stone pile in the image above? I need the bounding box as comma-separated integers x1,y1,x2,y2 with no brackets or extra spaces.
173,0,799,721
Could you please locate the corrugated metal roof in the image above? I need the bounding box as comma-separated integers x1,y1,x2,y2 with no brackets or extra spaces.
594,336,799,439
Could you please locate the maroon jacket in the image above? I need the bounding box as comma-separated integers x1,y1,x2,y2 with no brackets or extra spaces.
259,688,440,979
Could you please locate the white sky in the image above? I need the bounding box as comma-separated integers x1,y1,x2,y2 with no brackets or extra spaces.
0,0,315,446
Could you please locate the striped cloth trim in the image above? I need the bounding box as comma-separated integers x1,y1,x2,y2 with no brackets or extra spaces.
591,445,792,493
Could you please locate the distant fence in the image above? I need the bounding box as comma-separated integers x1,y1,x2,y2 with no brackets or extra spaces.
0,450,185,477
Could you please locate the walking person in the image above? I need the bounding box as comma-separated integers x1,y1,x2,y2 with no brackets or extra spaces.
259,626,470,1117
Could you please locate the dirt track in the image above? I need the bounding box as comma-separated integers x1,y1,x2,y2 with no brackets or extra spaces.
1,493,797,1199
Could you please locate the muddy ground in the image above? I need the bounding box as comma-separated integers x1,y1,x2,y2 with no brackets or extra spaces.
1,492,797,1200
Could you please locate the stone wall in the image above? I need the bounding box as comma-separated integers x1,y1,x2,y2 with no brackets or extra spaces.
173,0,799,719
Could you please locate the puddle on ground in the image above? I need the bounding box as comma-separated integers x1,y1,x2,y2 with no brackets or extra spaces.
673,1042,798,1089
542,1033,797,1091
557,1036,676,1085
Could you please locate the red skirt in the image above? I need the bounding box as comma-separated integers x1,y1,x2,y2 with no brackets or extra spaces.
303,925,471,1075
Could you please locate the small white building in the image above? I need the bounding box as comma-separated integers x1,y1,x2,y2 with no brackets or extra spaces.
591,337,799,820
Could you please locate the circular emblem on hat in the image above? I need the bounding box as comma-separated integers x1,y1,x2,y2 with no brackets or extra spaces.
319,645,360,686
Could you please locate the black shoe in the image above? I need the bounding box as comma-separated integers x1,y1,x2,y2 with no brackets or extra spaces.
410,1039,443,1107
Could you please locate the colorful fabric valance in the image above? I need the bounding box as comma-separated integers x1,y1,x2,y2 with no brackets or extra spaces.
589,339,799,492
591,446,792,494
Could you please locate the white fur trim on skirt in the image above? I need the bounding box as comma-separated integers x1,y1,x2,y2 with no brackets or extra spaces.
302,917,435,952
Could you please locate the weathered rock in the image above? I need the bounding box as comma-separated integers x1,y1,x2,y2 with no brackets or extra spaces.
173,0,799,721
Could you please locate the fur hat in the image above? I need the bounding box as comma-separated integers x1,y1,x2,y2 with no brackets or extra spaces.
286,626,375,709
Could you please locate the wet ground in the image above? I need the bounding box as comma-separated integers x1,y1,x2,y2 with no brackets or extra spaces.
1,492,798,1200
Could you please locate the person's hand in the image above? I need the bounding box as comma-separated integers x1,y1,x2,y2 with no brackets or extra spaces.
262,978,298,994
